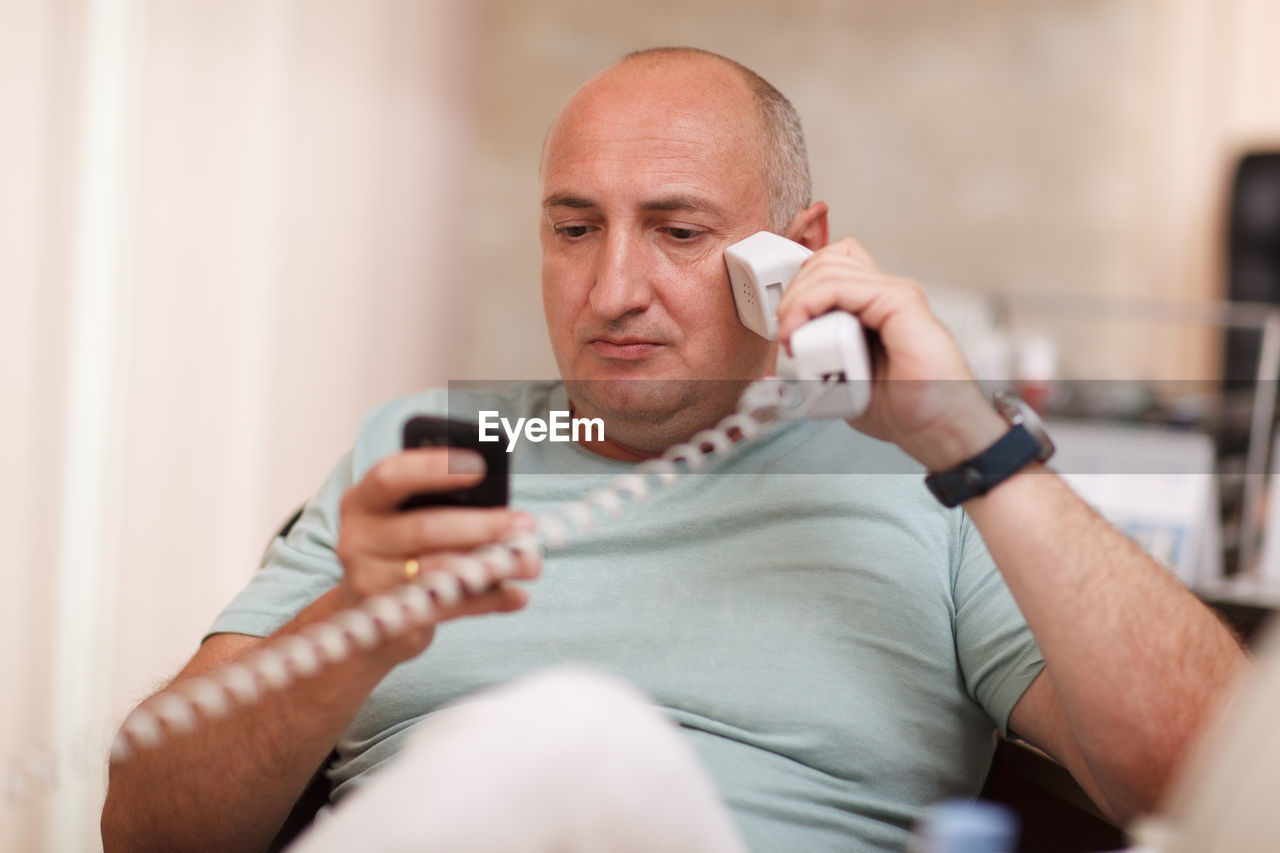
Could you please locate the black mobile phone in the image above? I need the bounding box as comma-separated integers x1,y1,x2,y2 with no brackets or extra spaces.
399,416,509,510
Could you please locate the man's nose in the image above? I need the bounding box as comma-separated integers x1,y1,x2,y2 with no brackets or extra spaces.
589,231,653,321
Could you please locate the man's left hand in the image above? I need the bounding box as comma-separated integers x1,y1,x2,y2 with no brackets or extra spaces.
775,237,1006,472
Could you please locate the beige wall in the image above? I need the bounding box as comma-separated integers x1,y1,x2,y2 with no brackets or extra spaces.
460,0,1280,383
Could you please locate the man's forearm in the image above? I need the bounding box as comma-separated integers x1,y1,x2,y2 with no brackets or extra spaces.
965,465,1249,816
101,587,401,853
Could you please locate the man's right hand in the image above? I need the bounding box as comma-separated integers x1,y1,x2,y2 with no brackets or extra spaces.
333,446,540,663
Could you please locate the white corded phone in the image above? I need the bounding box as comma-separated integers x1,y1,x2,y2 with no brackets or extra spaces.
725,231,872,419
6,231,874,798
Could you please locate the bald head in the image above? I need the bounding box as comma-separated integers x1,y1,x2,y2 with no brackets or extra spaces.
543,48,812,232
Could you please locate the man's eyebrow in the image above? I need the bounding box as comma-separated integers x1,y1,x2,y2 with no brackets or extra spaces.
639,195,725,217
542,194,596,210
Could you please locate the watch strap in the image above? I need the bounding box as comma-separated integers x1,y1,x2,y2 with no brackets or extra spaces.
924,424,1043,508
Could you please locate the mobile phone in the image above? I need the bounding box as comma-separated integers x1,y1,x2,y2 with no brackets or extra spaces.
399,416,510,510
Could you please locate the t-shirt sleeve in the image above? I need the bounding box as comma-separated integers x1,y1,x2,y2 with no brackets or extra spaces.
205,450,354,639
951,511,1044,736
204,389,455,640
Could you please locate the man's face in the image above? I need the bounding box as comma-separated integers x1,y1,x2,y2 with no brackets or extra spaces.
539,58,775,447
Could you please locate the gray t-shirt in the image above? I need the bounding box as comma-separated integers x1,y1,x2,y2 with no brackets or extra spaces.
210,380,1044,852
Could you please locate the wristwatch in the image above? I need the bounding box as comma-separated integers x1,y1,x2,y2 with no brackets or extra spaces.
924,391,1055,508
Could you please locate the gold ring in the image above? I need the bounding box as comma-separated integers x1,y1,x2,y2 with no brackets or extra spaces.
404,558,420,583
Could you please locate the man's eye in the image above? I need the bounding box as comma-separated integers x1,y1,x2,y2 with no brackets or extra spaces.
555,225,591,239
664,227,702,241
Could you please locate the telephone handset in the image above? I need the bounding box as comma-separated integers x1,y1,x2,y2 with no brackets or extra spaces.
724,231,872,419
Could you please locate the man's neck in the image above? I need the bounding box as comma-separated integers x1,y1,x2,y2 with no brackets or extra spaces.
566,384,751,462
575,430,659,463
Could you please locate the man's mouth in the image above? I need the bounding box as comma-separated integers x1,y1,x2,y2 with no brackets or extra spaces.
589,337,664,360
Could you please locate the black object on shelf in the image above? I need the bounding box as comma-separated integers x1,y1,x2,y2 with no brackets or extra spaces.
1224,152,1280,390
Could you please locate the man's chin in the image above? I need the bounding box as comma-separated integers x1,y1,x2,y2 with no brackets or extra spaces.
565,377,750,431
566,378,690,423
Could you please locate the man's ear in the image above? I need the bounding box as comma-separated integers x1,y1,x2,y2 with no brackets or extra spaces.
783,201,829,250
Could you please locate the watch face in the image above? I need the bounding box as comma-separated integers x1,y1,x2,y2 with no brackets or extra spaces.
993,391,1055,462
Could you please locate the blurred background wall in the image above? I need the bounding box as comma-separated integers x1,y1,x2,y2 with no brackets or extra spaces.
1,0,1277,849
463,0,1280,383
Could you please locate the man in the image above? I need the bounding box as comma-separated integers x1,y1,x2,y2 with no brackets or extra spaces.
102,48,1246,852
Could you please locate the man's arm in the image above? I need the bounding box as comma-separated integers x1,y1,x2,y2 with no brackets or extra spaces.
973,466,1246,822
775,237,1249,821
103,591,407,853
101,448,539,853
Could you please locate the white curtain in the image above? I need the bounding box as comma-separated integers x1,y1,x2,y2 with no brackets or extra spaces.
0,1,472,849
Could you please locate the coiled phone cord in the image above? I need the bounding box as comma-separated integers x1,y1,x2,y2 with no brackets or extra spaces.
103,378,830,765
